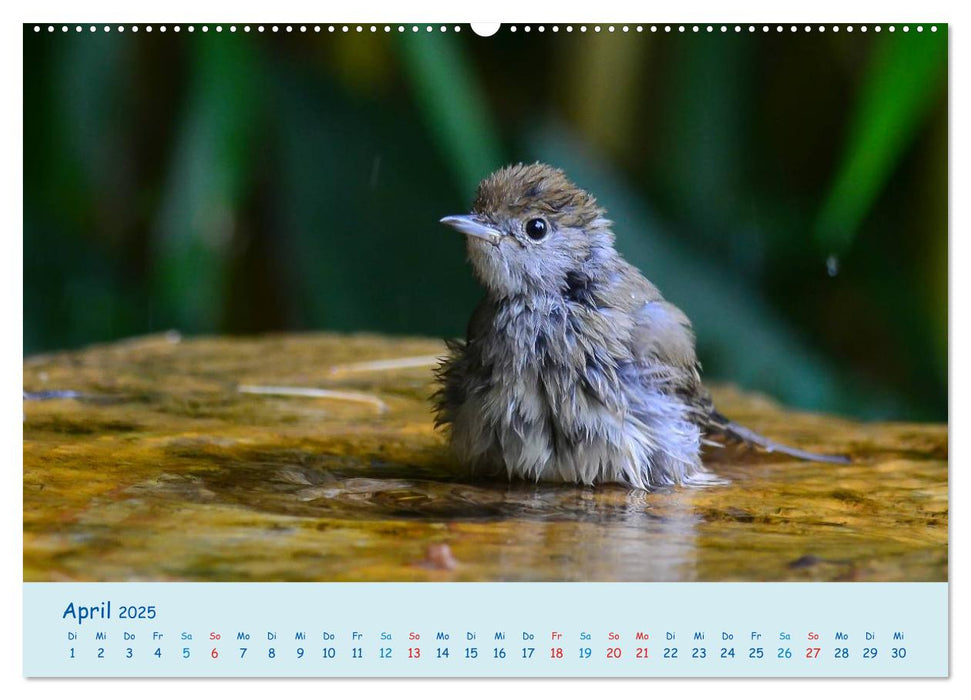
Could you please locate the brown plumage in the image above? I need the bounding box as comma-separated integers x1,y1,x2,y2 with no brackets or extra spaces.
436,163,849,489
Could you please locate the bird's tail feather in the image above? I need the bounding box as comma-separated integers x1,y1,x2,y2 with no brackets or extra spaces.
710,411,851,464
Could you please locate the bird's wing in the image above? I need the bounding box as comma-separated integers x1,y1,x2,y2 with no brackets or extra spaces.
616,262,700,383
616,266,716,424
630,298,699,374
622,276,850,462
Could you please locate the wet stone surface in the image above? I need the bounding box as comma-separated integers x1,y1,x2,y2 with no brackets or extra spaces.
23,332,947,582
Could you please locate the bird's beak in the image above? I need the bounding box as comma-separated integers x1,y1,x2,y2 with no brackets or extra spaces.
439,215,502,243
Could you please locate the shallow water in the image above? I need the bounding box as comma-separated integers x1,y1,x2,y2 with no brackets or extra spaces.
23,332,947,582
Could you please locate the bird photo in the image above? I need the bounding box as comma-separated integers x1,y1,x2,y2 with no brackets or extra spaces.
23,23,946,585
436,163,848,490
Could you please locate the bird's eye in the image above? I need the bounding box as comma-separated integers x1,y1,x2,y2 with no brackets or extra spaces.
525,218,548,241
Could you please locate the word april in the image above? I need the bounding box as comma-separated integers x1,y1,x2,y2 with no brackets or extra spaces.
63,602,111,625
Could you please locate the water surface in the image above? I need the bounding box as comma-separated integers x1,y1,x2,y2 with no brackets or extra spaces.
23,333,947,582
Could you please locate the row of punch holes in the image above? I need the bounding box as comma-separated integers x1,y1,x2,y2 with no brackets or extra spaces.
33,24,939,35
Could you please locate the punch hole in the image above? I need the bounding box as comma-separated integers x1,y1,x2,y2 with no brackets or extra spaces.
470,23,500,37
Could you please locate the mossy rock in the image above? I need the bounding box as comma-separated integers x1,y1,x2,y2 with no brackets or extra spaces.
24,332,947,582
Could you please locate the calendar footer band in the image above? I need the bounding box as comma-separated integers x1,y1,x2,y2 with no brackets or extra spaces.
23,581,948,677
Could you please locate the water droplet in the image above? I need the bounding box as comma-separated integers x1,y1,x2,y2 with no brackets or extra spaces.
826,255,839,277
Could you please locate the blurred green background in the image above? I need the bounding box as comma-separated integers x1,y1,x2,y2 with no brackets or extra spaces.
23,24,947,421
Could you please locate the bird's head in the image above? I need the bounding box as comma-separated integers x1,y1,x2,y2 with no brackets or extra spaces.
440,163,615,299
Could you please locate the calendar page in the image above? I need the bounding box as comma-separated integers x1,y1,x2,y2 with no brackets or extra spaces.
22,17,948,680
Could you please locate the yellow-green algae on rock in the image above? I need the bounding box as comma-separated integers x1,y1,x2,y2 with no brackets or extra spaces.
23,332,947,582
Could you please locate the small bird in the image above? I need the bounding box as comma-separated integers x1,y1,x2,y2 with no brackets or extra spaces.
435,163,849,490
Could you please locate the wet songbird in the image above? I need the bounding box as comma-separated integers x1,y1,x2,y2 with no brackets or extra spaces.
434,162,848,490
